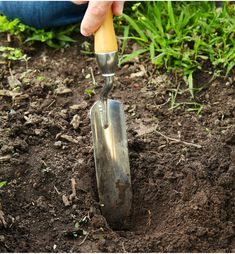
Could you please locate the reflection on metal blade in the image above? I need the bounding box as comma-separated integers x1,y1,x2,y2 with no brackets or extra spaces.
90,99,132,229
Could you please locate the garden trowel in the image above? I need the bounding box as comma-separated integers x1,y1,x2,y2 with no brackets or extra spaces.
90,8,132,229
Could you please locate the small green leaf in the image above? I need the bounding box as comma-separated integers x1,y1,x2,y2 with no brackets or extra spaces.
0,181,7,188
36,75,46,81
84,89,95,98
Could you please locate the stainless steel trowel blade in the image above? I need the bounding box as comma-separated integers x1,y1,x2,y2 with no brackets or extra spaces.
90,99,132,229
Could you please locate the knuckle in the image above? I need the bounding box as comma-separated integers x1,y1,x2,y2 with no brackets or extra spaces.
89,5,108,17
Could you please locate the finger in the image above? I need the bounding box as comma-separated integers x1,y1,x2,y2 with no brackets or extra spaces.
112,1,125,16
80,0,112,36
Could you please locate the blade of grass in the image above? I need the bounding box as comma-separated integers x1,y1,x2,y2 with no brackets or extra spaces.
167,1,176,30
119,48,148,65
122,14,148,42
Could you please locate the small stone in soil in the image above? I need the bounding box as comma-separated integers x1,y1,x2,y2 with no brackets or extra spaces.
71,114,81,129
60,134,82,144
34,129,42,135
9,109,16,116
55,85,72,95
62,195,71,207
54,141,62,148
0,155,11,162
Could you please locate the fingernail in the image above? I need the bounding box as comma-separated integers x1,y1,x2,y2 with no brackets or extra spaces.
81,27,90,37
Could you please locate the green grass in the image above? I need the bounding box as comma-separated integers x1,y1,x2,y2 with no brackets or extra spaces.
118,1,235,99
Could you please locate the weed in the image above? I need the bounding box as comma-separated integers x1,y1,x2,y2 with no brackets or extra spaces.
0,46,26,61
169,84,181,109
0,15,79,48
169,100,204,115
118,1,235,100
0,181,7,188
185,102,204,115
36,75,46,81
0,46,30,69
84,89,95,97
64,214,90,239
80,41,93,55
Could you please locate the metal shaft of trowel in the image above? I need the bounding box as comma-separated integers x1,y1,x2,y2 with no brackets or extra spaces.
94,8,118,129
96,52,118,128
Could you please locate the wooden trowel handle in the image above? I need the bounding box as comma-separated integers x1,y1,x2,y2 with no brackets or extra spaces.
94,8,118,53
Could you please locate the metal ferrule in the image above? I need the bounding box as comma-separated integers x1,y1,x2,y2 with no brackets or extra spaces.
95,51,118,77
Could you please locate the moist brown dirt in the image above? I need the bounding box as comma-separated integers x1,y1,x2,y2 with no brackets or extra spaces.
0,36,235,252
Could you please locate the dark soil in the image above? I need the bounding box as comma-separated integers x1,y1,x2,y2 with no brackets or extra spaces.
0,36,235,252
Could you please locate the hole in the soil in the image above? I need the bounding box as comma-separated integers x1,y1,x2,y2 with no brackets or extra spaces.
109,223,131,231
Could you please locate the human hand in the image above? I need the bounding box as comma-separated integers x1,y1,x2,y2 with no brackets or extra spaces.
72,0,124,36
